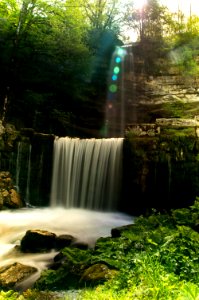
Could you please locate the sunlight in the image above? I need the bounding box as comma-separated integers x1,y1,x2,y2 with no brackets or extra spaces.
133,0,147,10
124,0,199,42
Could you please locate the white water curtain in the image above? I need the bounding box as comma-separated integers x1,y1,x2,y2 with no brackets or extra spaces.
50,137,123,211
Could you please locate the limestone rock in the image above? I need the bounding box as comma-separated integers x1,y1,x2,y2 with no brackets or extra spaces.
9,188,23,208
0,262,37,289
0,172,23,209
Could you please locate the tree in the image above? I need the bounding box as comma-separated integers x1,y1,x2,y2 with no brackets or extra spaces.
125,0,169,42
168,15,199,76
123,0,172,74
0,0,91,134
71,0,124,135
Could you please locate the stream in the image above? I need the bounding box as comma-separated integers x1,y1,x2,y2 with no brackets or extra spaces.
0,207,133,290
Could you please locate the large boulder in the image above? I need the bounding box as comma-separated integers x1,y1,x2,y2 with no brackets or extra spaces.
21,230,57,253
20,229,89,253
20,230,80,253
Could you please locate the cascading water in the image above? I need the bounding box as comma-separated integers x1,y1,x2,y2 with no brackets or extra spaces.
15,141,32,199
13,135,54,207
50,137,123,211
25,144,32,204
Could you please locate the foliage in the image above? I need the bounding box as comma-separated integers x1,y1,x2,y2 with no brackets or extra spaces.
0,0,87,127
0,0,121,135
124,0,167,73
123,1,199,75
0,290,22,300
0,289,68,300
78,200,199,299
125,0,169,41
167,14,199,76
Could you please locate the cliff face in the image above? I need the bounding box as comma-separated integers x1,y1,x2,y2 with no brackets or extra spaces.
105,43,199,138
113,46,199,215
122,73,199,126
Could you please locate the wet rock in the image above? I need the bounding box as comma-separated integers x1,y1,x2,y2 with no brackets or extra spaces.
55,234,76,250
0,262,37,290
4,123,19,148
111,224,135,238
70,241,89,250
0,172,23,209
21,229,80,253
4,188,23,208
21,229,57,253
80,263,117,284
47,252,67,270
156,118,199,127
0,172,13,189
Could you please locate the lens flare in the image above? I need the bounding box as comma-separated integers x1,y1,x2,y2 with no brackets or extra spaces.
114,66,120,74
115,57,121,63
117,47,127,57
112,75,118,81
109,84,117,93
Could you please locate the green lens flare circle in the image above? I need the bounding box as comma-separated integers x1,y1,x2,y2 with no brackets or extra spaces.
113,66,120,74
109,84,117,93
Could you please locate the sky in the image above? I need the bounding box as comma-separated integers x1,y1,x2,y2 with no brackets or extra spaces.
159,0,199,16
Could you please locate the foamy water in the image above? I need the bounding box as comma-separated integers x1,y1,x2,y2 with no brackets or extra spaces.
0,207,133,283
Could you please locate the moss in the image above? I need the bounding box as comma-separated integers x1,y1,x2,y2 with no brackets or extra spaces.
160,127,196,137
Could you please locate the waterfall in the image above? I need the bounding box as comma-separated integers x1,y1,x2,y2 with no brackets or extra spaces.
50,137,123,210
14,136,53,207
25,145,32,204
15,141,32,200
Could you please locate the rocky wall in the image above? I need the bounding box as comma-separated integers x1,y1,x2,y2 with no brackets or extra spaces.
121,120,199,215
125,75,198,125
0,123,55,207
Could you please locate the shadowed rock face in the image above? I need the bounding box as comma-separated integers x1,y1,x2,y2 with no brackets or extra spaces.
20,229,85,253
20,230,57,253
